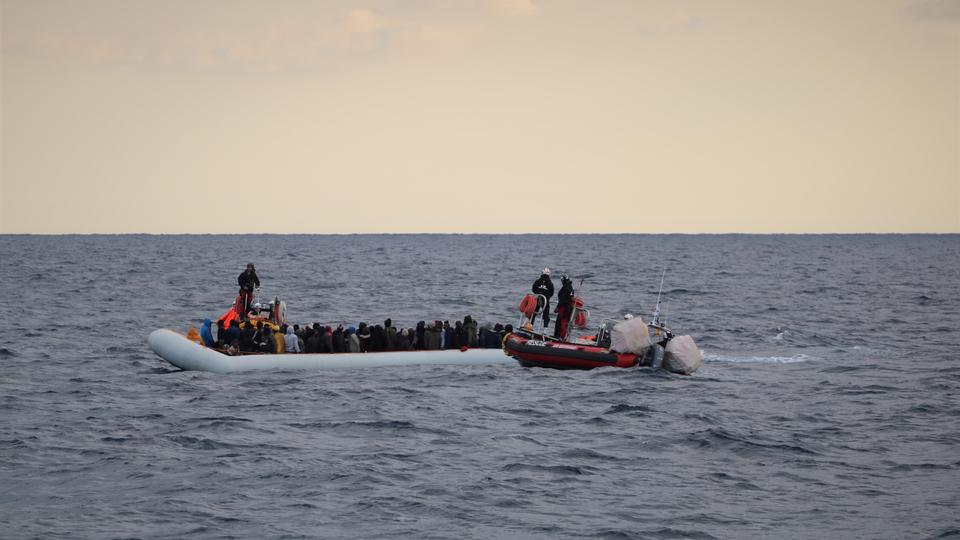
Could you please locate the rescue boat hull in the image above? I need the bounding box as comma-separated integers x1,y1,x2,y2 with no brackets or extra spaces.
502,333,639,370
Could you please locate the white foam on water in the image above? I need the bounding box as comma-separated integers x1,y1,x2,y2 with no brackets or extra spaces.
703,351,818,364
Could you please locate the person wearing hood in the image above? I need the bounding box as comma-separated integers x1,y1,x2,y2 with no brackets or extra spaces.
478,322,491,349
214,319,226,348
199,318,215,348
239,321,255,352
531,267,555,328
346,327,360,352
259,325,274,353
424,321,442,350
415,321,426,350
357,323,371,352
385,319,397,351
323,326,334,354
370,325,385,352
251,321,265,350
293,324,305,352
397,328,412,350
332,325,345,353
272,325,285,354
442,320,452,349
554,274,575,340
305,323,321,353
224,320,241,351
284,326,301,353
496,323,505,349
463,315,478,348
453,320,465,348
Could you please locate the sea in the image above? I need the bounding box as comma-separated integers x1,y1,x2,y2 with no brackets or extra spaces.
1,234,958,539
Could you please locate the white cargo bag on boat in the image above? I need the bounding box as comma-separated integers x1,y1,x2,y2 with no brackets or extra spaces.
610,317,652,354
663,335,702,375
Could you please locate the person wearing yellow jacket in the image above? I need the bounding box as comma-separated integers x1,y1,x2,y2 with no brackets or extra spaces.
273,327,285,354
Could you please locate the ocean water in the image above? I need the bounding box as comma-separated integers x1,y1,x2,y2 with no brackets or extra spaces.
1,234,958,539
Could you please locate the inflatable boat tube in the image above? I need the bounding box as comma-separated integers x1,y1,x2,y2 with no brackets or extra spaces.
148,329,512,374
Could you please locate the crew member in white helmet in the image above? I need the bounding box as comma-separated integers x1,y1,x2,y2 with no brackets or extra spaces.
531,267,555,328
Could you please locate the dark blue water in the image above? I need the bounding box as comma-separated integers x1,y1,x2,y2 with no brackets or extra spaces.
1,234,958,539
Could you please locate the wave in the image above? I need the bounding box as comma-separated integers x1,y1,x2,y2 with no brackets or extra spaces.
602,403,654,415
703,352,818,363
502,462,594,475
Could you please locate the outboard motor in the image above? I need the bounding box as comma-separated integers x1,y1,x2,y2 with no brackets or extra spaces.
663,335,702,375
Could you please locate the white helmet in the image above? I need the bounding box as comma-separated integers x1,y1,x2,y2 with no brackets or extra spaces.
542,267,551,276
623,313,634,320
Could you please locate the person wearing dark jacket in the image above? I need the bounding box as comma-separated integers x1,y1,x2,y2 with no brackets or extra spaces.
489,323,505,348
215,319,226,348
385,319,397,351
463,316,478,347
239,322,256,352
368,325,382,352
415,321,426,350
531,267,555,328
425,321,442,350
397,329,412,350
259,326,274,353
305,325,320,353
323,326,334,354
554,274,574,340
237,263,260,318
250,321,264,350
358,323,371,352
224,322,242,351
439,321,457,349
453,320,466,348
332,325,345,353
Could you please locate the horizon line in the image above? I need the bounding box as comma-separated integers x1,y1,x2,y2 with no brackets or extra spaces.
1,231,958,236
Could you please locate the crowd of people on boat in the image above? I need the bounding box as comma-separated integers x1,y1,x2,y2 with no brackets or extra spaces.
204,317,514,355
193,263,583,354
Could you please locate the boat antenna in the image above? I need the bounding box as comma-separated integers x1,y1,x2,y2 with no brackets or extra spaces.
651,268,666,325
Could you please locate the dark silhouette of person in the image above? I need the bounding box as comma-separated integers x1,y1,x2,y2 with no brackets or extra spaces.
237,263,260,317
531,267,555,328
554,275,574,340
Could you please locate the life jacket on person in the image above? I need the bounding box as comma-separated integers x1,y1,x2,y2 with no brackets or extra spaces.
217,306,241,329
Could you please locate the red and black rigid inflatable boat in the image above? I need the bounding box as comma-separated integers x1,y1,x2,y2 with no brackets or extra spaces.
502,332,642,370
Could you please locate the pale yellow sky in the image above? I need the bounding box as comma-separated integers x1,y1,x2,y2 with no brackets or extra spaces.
1,0,958,233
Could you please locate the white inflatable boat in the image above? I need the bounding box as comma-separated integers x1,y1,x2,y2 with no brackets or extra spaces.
148,329,513,374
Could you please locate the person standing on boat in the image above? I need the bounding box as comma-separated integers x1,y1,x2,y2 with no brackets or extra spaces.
531,267,555,328
554,275,574,340
237,263,260,318
284,326,301,353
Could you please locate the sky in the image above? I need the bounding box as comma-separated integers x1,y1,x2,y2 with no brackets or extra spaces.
1,0,958,233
